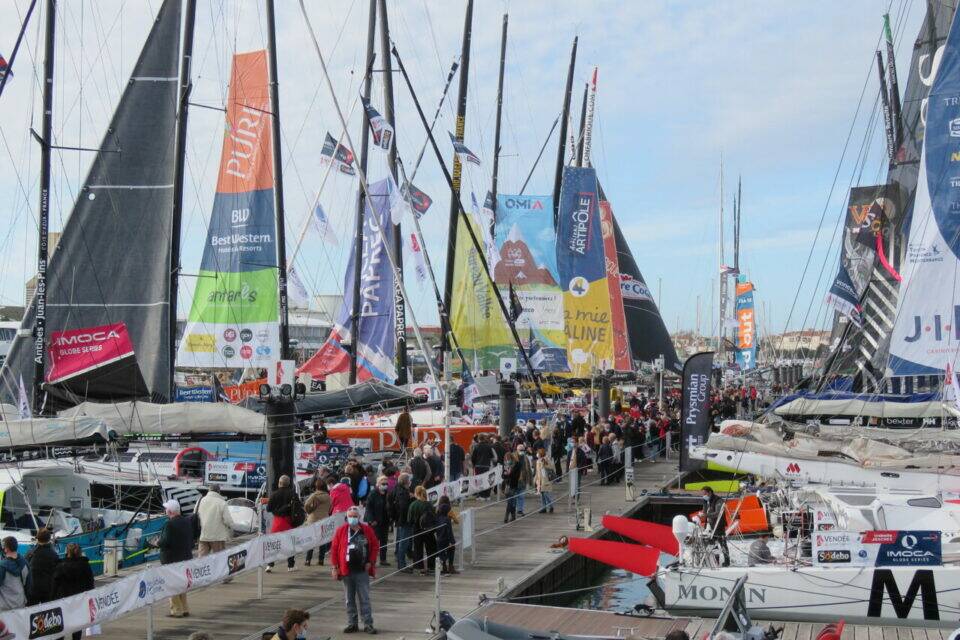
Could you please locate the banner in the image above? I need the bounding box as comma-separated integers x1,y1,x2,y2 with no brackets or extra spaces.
889,13,960,375
298,178,397,382
680,351,713,472
47,322,135,383
598,201,631,371
734,280,757,370
174,386,214,402
177,51,280,369
493,194,568,372
813,530,942,567
556,167,618,376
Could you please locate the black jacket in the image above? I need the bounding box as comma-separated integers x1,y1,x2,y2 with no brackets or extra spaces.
505,462,522,490
27,544,58,604
389,486,413,527
598,443,614,464
571,415,587,438
470,442,495,468
426,455,443,482
50,557,94,600
410,456,430,487
449,443,465,476
159,514,195,564
365,489,389,528
267,486,297,517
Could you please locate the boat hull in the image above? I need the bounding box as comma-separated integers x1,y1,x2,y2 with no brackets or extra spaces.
654,564,960,627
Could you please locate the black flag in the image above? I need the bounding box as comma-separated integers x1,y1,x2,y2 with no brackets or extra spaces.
680,351,714,472
508,283,523,322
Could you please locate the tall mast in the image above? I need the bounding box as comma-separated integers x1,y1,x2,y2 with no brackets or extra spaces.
575,82,587,166
490,13,508,220
883,13,903,151
581,67,598,167
717,155,725,360
32,0,55,414
552,37,577,226
377,0,407,385
349,0,377,384
265,0,291,360
440,0,474,360
733,176,741,275
169,0,197,397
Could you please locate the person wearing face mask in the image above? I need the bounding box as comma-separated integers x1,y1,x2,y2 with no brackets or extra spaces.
364,475,391,566
269,609,310,640
330,506,379,634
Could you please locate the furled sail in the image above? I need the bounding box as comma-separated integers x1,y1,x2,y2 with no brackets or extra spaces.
0,0,183,405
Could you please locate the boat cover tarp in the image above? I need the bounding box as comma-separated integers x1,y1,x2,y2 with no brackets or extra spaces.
59,401,267,435
771,392,943,419
239,380,415,418
0,415,110,448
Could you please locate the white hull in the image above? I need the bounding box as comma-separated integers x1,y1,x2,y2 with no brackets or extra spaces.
655,564,960,627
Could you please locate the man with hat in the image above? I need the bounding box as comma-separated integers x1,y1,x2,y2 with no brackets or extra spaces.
158,499,195,617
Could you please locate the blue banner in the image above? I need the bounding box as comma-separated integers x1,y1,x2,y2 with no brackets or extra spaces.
734,280,757,370
174,386,214,402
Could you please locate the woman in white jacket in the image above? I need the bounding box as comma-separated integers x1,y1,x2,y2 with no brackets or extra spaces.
196,484,236,555
534,449,555,514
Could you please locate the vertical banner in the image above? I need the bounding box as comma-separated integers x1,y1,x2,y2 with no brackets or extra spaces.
177,51,280,368
598,201,631,371
680,351,713,472
734,280,757,370
493,194,569,372
556,167,618,376
298,179,397,382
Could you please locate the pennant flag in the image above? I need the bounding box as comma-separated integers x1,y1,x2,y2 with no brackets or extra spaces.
212,373,231,403
321,132,356,175
401,181,433,218
508,282,524,322
0,55,11,82
312,202,339,245
408,232,428,287
461,365,479,411
288,264,310,307
387,174,406,225
17,375,29,419
719,265,738,276
361,95,394,152
448,132,481,166
529,341,546,370
948,362,960,412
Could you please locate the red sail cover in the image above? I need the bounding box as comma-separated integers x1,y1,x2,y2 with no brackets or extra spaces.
599,201,631,371
47,322,135,383
567,538,659,576
601,515,680,556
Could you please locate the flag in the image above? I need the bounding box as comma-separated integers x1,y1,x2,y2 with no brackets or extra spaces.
387,174,406,225
288,264,310,307
0,55,11,82
948,362,960,411
312,202,339,245
448,132,480,166
17,375,29,419
212,373,231,403
408,232,428,287
508,282,523,322
401,181,432,218
461,365,479,410
480,191,498,270
529,341,545,370
320,132,356,175
720,265,738,276
361,95,394,152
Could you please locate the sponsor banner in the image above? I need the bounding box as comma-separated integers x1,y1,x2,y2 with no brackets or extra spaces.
680,352,713,472
47,322,135,383
426,465,502,502
494,194,569,373
174,386,214,402
205,460,267,489
298,178,398,382
178,51,281,369
734,281,757,370
889,13,960,375
556,167,618,376
813,530,942,567
598,201,631,371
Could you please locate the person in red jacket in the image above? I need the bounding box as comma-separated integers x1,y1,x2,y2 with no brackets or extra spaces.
330,477,355,514
330,506,379,634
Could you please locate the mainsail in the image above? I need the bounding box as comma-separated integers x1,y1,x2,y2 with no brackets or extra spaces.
177,51,281,370
0,0,183,404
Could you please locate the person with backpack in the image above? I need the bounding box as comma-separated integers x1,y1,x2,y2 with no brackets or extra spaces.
364,476,391,566
330,506,379,634
158,500,194,617
26,527,58,605
388,473,414,572
51,543,94,640
0,536,29,612
406,485,437,575
534,448,555,514
266,475,303,573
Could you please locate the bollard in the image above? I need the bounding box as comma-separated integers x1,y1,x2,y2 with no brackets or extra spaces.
257,566,263,600
434,562,441,633
624,446,635,501
146,603,154,640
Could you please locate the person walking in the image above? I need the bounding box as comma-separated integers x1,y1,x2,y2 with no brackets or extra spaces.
196,484,235,556
470,435,496,500
407,485,437,575
597,435,614,485
534,449,555,514
0,536,29,611
304,477,332,566
448,440,466,481
330,506,379,634
364,476,391,566
51,543,94,640
269,609,310,640
158,499,194,617
409,447,430,488
514,445,531,516
330,476,355,514
503,452,522,523
26,527,58,605
435,500,458,575
550,431,565,479
266,475,303,572
388,473,414,572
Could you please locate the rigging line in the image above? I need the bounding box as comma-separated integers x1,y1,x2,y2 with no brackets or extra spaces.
0,0,38,99
519,113,561,195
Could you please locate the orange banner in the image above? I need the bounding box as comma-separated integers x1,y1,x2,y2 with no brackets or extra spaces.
599,201,631,371
216,50,274,194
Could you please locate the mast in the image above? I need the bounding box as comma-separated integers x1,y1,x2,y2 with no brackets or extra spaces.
581,67,597,167
265,0,291,360
169,0,197,397
575,82,587,166
32,0,55,414
717,155,725,361
440,0,474,360
377,0,407,385
552,37,578,226
734,176,741,275
876,50,896,163
490,13,508,220
350,0,377,384
884,13,903,151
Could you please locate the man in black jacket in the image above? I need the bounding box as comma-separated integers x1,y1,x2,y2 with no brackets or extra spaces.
159,500,195,617
388,474,414,571
26,528,58,605
409,448,430,488
423,445,443,487
470,435,496,499
571,411,587,439
448,441,465,480
364,476,391,566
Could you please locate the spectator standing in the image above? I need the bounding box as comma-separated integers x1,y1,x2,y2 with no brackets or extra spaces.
196,484,235,556
598,436,614,485
266,475,303,572
470,435,496,499
0,536,28,611
269,609,310,640
388,473,414,572
330,506,379,634
158,500,194,618
330,477,355,514
534,448,555,514
51,543,94,640
395,406,413,452
435,501,458,575
424,445,443,488
503,452,522,523
514,445,532,516
448,440,466,481
407,485,437,575
409,447,430,488
549,432,565,479
304,477,333,566
364,476,391,566
26,527,58,605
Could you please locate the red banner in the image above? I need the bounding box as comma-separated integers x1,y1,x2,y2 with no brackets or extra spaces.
47,322,135,383
599,201,631,371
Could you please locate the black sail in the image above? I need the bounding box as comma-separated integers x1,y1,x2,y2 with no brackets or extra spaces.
0,0,183,405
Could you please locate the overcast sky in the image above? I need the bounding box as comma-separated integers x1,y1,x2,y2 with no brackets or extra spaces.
0,0,925,340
